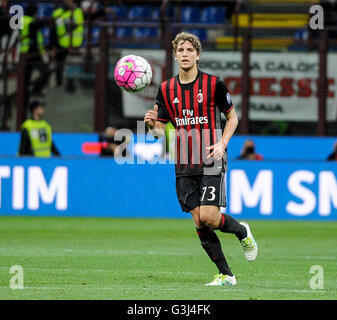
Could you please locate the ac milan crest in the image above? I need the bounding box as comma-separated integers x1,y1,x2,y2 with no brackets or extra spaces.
197,90,203,103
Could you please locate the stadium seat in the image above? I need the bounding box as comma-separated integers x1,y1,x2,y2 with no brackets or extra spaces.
116,27,133,38
151,6,160,21
91,26,101,45
127,5,152,21
134,28,158,38
185,28,207,41
133,28,160,48
81,26,100,48
146,3,174,22
294,29,309,40
113,27,134,49
235,13,309,28
13,1,27,13
37,3,54,17
165,4,176,21
181,6,201,23
41,27,50,45
200,6,226,24
108,5,128,20
216,36,294,50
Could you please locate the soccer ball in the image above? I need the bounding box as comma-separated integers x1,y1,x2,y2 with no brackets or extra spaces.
114,55,152,93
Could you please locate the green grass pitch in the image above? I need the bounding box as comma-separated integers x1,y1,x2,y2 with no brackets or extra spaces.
0,216,336,300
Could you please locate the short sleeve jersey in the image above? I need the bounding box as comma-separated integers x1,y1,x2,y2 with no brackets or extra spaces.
156,70,234,177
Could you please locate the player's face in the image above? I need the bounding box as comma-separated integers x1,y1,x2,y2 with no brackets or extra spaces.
175,40,200,71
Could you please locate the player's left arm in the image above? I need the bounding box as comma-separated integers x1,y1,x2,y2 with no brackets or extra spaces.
222,107,239,147
207,108,238,160
207,78,239,160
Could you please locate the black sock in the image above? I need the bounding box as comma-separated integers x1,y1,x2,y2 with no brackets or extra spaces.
196,226,233,276
217,214,247,241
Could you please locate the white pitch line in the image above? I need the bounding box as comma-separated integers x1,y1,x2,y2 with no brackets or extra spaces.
0,285,328,294
0,247,195,256
0,266,211,277
270,255,337,261
1,247,336,260
1,246,336,259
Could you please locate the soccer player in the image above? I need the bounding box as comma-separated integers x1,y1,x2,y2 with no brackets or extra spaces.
144,32,258,286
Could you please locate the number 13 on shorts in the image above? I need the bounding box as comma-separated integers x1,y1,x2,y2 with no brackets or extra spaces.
199,173,226,207
201,186,216,201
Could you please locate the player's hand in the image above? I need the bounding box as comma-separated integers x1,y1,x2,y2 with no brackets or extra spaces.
144,104,158,129
206,140,227,161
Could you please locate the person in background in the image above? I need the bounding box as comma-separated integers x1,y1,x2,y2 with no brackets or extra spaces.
99,126,129,157
50,0,84,88
18,100,60,157
20,2,51,97
326,141,337,161
237,139,263,160
0,0,10,39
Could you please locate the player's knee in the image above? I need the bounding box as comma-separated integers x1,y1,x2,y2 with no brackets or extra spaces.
200,211,219,229
193,216,204,229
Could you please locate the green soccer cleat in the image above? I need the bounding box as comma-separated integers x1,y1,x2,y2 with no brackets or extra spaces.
205,274,237,286
240,222,258,262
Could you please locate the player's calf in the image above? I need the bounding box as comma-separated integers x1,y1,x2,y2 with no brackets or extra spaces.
196,226,233,277
217,213,247,240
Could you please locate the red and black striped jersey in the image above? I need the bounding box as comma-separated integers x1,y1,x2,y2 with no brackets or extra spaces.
156,70,234,177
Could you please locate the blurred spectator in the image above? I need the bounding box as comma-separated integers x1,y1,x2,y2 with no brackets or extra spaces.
237,140,263,160
0,0,10,39
50,0,84,88
1,0,19,59
20,2,51,97
81,0,107,20
326,141,337,161
99,126,128,157
18,100,60,157
0,0,11,129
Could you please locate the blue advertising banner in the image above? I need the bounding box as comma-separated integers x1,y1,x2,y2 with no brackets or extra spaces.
226,161,337,220
1,132,336,161
0,157,336,220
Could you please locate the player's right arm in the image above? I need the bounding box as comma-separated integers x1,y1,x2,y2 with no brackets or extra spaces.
144,85,170,139
144,104,167,139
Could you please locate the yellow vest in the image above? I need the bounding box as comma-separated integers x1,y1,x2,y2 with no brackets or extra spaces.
20,15,45,54
52,7,84,48
21,119,53,157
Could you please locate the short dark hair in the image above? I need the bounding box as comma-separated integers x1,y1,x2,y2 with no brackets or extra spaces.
29,100,45,113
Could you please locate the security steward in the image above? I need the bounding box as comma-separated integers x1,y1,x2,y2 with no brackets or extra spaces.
51,0,84,87
20,3,51,96
18,101,60,157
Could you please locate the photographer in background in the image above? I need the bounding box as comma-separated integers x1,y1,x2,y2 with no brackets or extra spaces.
237,139,263,160
99,126,129,157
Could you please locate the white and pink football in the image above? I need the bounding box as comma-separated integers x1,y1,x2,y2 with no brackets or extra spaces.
114,55,152,93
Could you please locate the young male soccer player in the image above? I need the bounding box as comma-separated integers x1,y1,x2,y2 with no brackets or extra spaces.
144,32,258,286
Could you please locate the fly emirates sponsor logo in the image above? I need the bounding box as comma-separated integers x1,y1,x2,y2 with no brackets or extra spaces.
175,109,208,126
